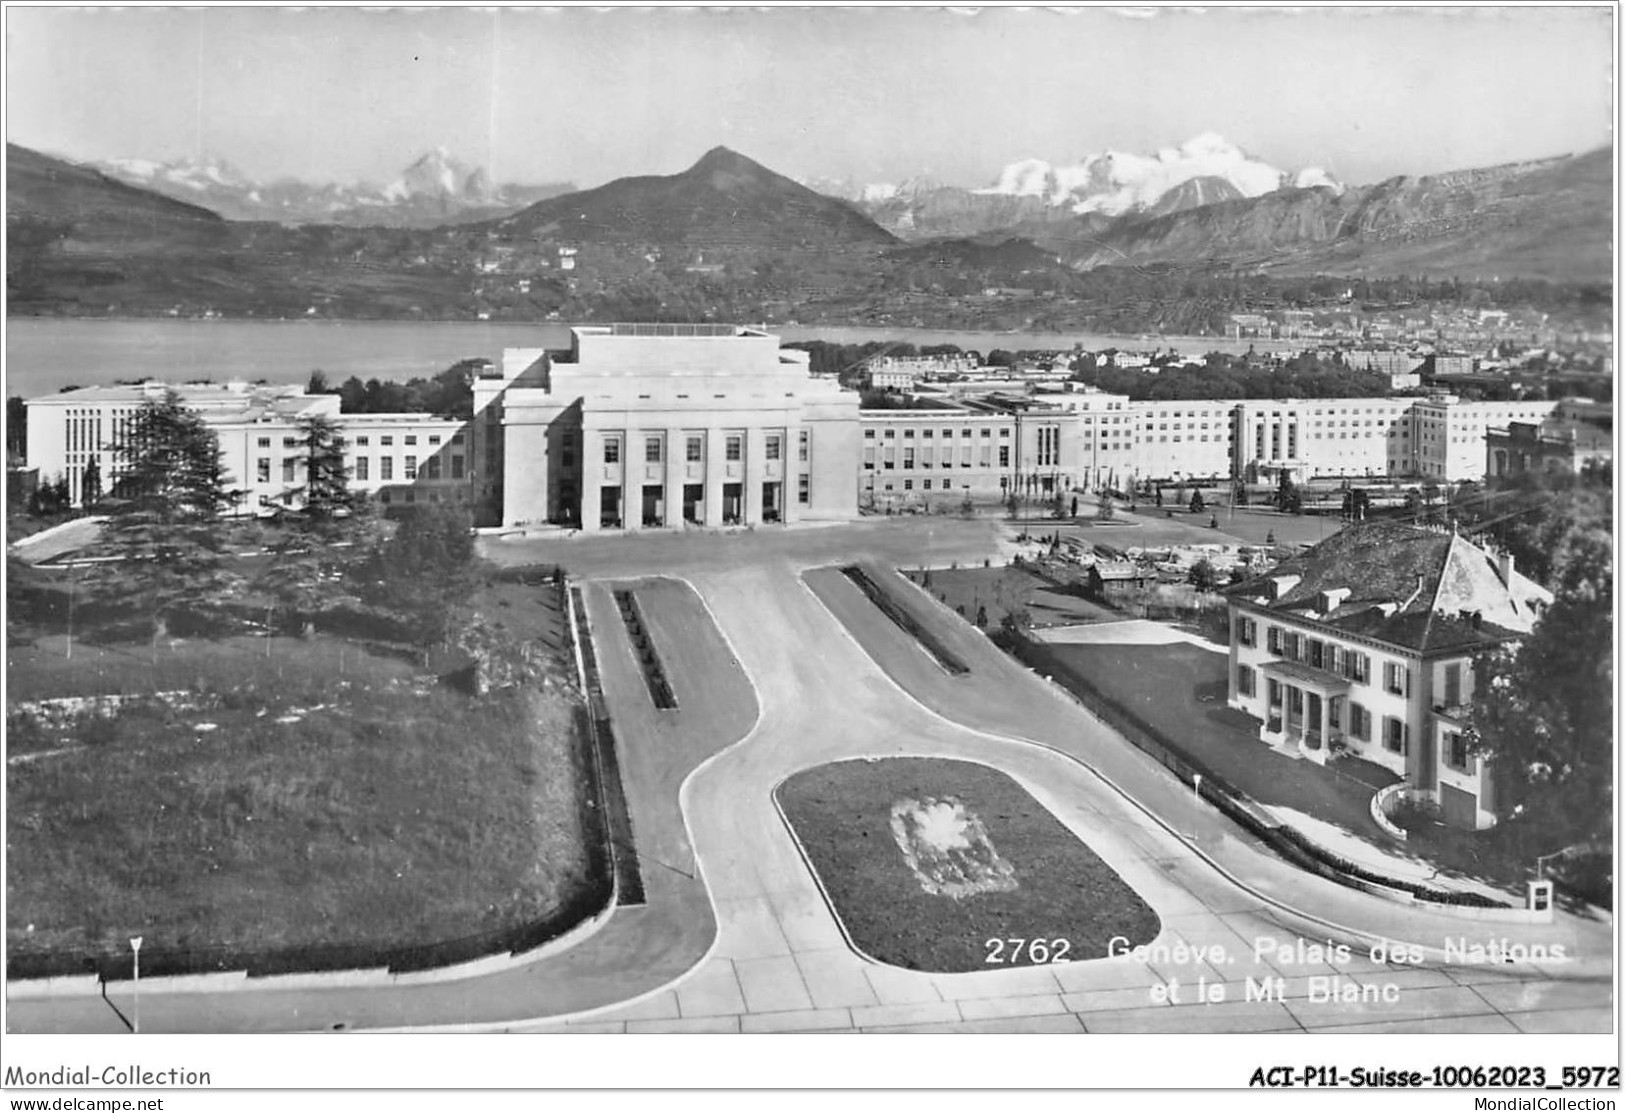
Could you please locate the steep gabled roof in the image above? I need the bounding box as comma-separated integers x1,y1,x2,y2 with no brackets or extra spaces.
1226,520,1552,653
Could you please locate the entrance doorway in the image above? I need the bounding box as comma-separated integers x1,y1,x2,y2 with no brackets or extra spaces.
683,483,703,523
722,482,743,524
600,486,621,529
642,484,664,527
761,481,782,523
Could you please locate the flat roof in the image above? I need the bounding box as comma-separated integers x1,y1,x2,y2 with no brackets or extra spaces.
575,323,769,340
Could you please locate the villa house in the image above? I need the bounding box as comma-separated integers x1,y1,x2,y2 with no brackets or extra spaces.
1225,521,1552,829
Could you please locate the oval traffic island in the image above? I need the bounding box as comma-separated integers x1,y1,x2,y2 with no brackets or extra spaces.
775,757,1160,973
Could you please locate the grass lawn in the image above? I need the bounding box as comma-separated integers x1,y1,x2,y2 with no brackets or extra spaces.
776,757,1159,973
1033,640,1397,840
905,565,1118,631
6,573,598,972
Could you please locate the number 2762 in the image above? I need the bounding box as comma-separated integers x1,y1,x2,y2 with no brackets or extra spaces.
984,938,1071,964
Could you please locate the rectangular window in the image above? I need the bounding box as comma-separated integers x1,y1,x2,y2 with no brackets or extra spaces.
998,445,1010,468
380,457,393,481
903,479,913,491
1267,678,1282,708
257,437,271,449
256,458,271,483
423,457,440,480
1328,697,1342,730
687,436,703,462
354,457,369,481
726,435,742,462
645,436,662,464
766,435,782,461
404,456,418,480
1350,703,1371,741
429,434,441,445
798,430,810,462
1384,716,1409,754
282,459,296,482
1446,730,1470,769
1443,662,1462,706
1237,664,1256,698
450,456,464,479
355,436,369,447
1267,626,1281,654
922,479,933,491
1308,639,1325,670
381,435,393,447
798,474,810,504
1238,617,1256,647
283,437,300,449
405,435,417,446
1384,661,1409,696
605,438,620,464
902,448,914,470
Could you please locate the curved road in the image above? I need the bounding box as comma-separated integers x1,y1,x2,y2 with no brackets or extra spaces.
9,520,1612,1034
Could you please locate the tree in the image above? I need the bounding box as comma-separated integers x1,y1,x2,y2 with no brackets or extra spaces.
307,369,332,396
260,414,372,634
80,455,102,509
359,503,485,657
1275,472,1302,514
1189,490,1206,514
1096,496,1115,523
1234,483,1250,507
1049,490,1066,519
84,391,239,650
1466,523,1613,852
6,396,26,462
1189,558,1219,593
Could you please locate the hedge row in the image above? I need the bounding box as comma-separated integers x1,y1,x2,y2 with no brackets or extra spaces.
841,565,969,676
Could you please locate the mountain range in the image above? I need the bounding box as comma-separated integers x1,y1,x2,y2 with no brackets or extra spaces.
812,133,1345,240
90,148,576,228
6,138,1612,326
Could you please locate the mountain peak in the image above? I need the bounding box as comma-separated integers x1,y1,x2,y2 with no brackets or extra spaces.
689,145,762,175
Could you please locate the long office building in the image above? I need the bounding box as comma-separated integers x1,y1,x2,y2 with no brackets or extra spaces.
24,381,468,513
23,325,1570,525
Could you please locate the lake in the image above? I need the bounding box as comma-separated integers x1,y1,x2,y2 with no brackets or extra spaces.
5,318,1300,399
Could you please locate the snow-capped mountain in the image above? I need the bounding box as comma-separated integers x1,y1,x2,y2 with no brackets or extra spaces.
809,134,1344,241
977,132,1341,215
90,150,574,228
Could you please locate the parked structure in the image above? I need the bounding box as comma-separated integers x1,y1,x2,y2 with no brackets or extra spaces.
1224,521,1552,829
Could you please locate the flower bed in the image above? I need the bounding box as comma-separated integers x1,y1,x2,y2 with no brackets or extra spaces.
776,757,1159,972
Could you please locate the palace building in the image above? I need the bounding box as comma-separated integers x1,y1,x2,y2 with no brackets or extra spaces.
471,324,859,530
20,325,1581,529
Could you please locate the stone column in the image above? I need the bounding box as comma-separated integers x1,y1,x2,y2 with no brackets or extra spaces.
580,456,601,534
744,427,768,525
623,424,643,531
704,425,726,526
783,422,802,525
664,427,684,529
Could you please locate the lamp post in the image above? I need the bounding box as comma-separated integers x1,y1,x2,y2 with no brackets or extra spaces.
130,936,143,1034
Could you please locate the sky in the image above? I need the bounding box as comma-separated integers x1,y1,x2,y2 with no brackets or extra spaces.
5,5,1616,191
